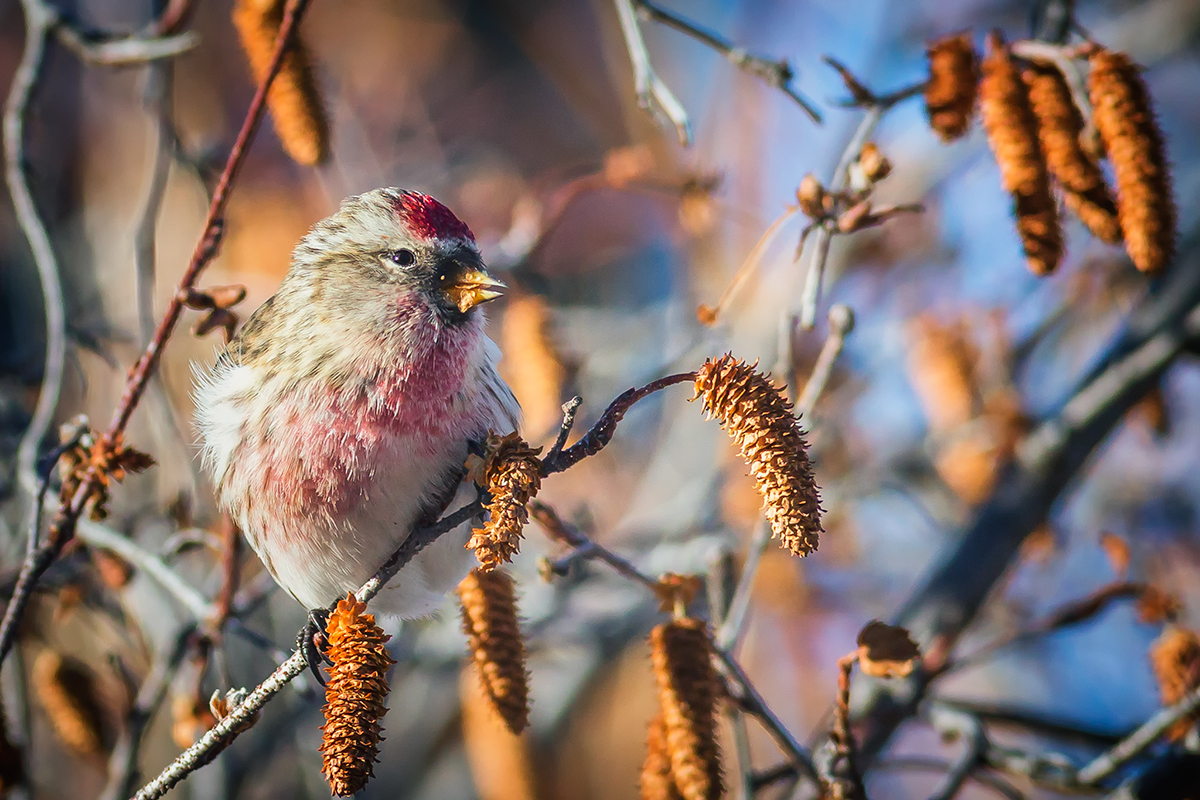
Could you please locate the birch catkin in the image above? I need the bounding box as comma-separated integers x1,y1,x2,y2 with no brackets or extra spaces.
925,33,980,141
1023,62,1121,243
693,354,822,557
468,434,542,570
459,569,530,735
233,0,329,166
320,594,395,796
649,619,722,800
1088,49,1176,273
641,714,684,800
979,32,1062,275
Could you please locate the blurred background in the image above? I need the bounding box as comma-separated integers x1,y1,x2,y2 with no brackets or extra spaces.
1,0,1199,798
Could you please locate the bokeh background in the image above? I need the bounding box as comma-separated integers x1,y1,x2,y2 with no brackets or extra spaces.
1,0,1199,798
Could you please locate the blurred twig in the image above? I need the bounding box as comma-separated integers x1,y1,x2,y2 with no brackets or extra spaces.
6,0,67,500
1077,683,1200,785
798,58,924,329
530,501,660,593
100,627,194,800
633,0,821,122
532,500,821,788
75,518,210,619
613,0,692,145
927,709,985,800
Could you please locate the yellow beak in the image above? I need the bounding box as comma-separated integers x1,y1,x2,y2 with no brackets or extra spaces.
443,269,506,313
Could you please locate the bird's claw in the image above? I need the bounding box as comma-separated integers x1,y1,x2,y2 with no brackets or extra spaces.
297,607,332,686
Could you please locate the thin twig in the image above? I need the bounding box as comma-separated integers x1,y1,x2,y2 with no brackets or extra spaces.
798,58,923,329
76,519,211,620
633,0,821,122
1077,682,1200,785
52,25,197,66
531,500,819,788
7,0,65,500
825,653,865,799
0,0,315,670
714,647,821,786
100,627,194,800
539,372,697,475
613,0,692,145
927,709,985,800
530,501,661,593
547,396,582,459
211,516,242,634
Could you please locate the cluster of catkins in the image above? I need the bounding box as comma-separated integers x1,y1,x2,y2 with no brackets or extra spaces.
316,354,824,795
924,31,1176,275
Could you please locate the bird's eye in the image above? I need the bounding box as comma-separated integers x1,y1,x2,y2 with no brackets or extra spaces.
387,249,416,267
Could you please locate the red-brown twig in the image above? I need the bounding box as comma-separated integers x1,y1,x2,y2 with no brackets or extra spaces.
0,0,314,670
826,653,866,800
538,372,697,475
211,515,242,635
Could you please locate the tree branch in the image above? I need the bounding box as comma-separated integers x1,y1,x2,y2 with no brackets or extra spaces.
847,226,1200,765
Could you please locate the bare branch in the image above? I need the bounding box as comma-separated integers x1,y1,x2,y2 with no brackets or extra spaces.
53,26,197,66
633,0,821,122
613,0,692,145
539,372,697,475
6,0,66,500
798,59,924,329
1077,683,1200,785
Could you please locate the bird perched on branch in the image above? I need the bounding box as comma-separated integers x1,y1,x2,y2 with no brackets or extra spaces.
194,188,520,620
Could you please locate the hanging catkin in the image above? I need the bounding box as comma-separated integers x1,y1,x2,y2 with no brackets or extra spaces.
979,32,1062,275
1023,62,1121,243
693,354,822,556
649,619,722,800
1088,49,1176,273
924,33,980,141
459,568,531,735
233,0,329,166
320,594,396,796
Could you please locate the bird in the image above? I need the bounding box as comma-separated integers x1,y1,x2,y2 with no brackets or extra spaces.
194,187,520,620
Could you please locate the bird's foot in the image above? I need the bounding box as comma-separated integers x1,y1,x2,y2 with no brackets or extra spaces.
297,607,332,686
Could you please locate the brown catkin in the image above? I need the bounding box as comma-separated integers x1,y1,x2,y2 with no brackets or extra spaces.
650,619,722,800
320,594,396,797
468,434,542,570
979,32,1062,275
1149,626,1200,741
232,0,329,166
1088,49,1176,273
693,354,822,557
501,295,568,439
32,651,105,757
458,569,530,735
641,714,684,800
1023,63,1121,243
924,33,980,141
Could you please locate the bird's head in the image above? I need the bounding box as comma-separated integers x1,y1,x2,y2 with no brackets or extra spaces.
289,188,504,328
